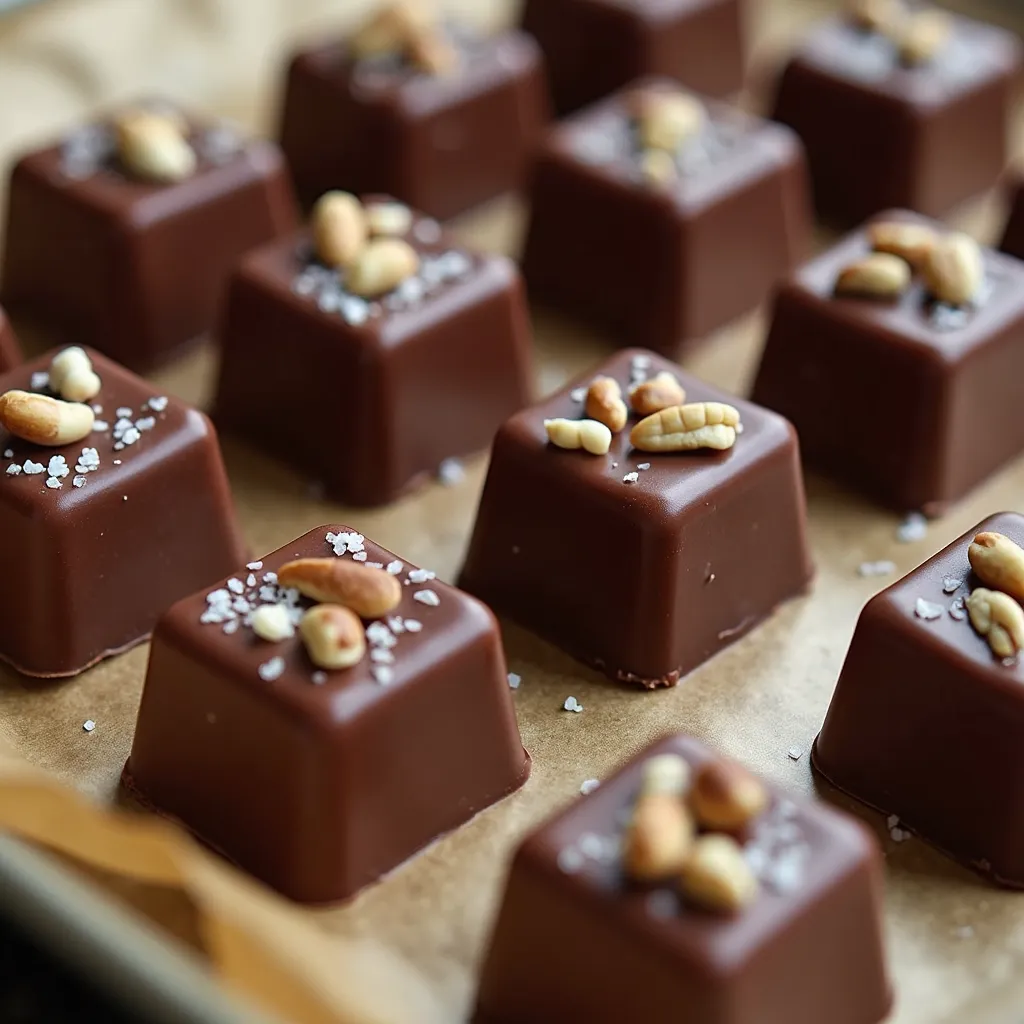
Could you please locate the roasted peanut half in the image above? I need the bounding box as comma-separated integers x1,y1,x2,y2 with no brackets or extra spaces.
897,10,952,66
0,390,95,446
365,201,413,238
585,377,628,433
634,90,705,152
640,753,691,797
630,402,740,453
408,27,458,75
350,0,434,58
300,605,366,670
630,372,686,417
690,759,768,831
312,191,368,269
966,588,1024,660
278,558,402,619
639,149,677,187
680,834,759,913
116,111,196,183
923,232,983,306
834,253,911,300
868,220,937,267
847,0,904,32
544,418,612,455
49,347,101,403
968,532,1024,604
346,238,420,297
624,794,694,882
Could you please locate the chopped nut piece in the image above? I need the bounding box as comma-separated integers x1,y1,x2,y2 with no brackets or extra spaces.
624,794,695,882
366,201,414,237
630,402,740,452
630,371,686,417
300,604,366,670
968,532,1024,604
897,10,952,66
868,220,937,267
834,253,911,300
680,834,759,913
278,558,402,618
639,149,677,186
346,238,420,297
640,753,691,796
49,347,101,403
408,27,459,75
312,191,368,269
923,232,983,306
634,90,706,152
350,0,434,58
544,418,612,455
585,377,628,433
690,759,768,831
251,603,295,642
847,0,904,32
115,111,196,184
0,390,95,446
966,588,1024,659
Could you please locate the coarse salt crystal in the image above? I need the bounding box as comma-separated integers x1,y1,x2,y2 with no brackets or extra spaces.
23,460,44,475
408,568,436,583
73,475,87,488
227,578,245,595
437,458,465,486
93,420,109,432
311,671,327,685
82,720,96,733
2,449,11,458
637,463,651,470
580,779,600,795
115,406,132,418
508,672,521,689
915,597,943,621
404,619,422,632
570,386,587,403
352,551,368,562
787,747,803,760
943,577,962,594
45,477,62,489
413,589,440,606
247,561,263,570
30,371,49,390
47,455,69,478
258,657,286,681
563,696,583,713
148,396,168,412
5,465,20,476
896,512,928,543
373,666,394,685
386,560,404,575
623,472,639,484
370,649,395,664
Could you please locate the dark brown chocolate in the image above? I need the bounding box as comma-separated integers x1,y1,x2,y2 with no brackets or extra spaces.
213,196,534,507
476,734,891,1024
521,0,746,116
278,25,548,218
0,348,246,678
522,81,810,357
752,211,1024,516
459,349,813,688
0,303,22,374
998,172,1024,262
772,11,1020,227
125,525,530,904
1,102,297,372
815,512,1024,887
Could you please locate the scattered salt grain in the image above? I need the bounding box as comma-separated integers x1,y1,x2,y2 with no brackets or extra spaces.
30,371,49,390
896,512,928,543
373,666,394,685
82,720,96,733
943,577,962,594
915,598,943,621
386,560,404,575
258,657,286,682
72,475,87,488
570,386,587,403
370,649,395,664
311,671,327,685
352,551,368,562
580,779,600,795
437,458,465,485
557,847,584,873
623,472,639,484
47,455,69,479
949,596,967,621
404,619,423,632
637,463,651,471
326,531,364,556
787,747,803,760
247,561,263,571
508,672,521,689
227,578,245,595
45,477,62,489
5,465,20,476
413,589,440,606
23,460,44,475
858,560,895,577
2,449,11,459
408,568,436,584
147,396,169,412
887,814,911,843
563,696,583,713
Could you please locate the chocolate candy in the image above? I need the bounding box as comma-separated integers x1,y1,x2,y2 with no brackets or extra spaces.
213,194,533,507
752,211,1024,516
476,734,891,1024
522,80,810,357
0,348,245,677
772,8,1021,227
0,303,22,373
459,349,812,688
125,525,530,903
815,512,1024,886
521,0,745,116
1,102,296,373
278,10,548,218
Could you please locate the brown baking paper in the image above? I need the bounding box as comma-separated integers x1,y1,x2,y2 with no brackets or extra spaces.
2,0,1024,1021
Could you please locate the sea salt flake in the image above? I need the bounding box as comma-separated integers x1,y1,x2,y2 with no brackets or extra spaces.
222,619,240,635
326,531,364,556
386,560,404,575
858,560,895,577
247,561,263,570
258,657,286,682
352,551,368,562
148,396,169,412
637,463,651,470
949,596,967,621
5,465,20,476
93,420,109,432
437,458,465,485
366,622,397,648
370,649,395,664
404,619,423,632
508,672,521,689
2,449,11,459
45,477,62,489
563,696,583,713
135,416,156,432
227,578,245,595
623,472,639,484
23,460,44,475
115,406,132,419
311,671,328,685
82,720,96,733
373,666,394,685
30,371,49,390
262,572,278,584
915,597,943,621
570,387,586,403
246,573,257,587
413,589,440,606
47,455,69,478
72,475,87,488
557,847,584,873
408,568,436,583
787,747,803,760
943,577,962,594
580,778,600,795
896,512,928,543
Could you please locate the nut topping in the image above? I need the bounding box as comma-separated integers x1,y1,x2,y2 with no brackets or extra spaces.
966,588,1024,659
834,253,911,300
630,371,686,417
898,10,952,66
366,201,413,238
968,532,1024,604
847,0,904,32
408,27,459,75
544,418,612,455
300,605,366,670
680,834,759,913
251,603,296,643
624,794,695,882
690,759,768,832
48,347,101,403
641,753,691,797
350,0,433,58
115,111,196,184
630,402,740,453
0,390,95,446
868,221,937,268
585,377,628,433
346,238,420,298
634,90,706,153
312,191,368,269
277,558,402,619
923,232,983,306
639,149,677,187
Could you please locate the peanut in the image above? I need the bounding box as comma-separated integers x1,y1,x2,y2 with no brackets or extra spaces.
641,753,691,796
300,605,366,670
350,0,434,58
408,27,459,75
346,238,420,297
680,834,759,913
366,201,413,238
634,90,705,152
639,149,677,187
968,532,1024,604
277,558,402,619
48,347,101,403
868,220,937,267
834,253,910,300
0,390,95,446
116,112,196,184
624,794,694,882
690,760,768,831
847,0,904,32
251,604,295,642
544,418,612,455
966,588,1024,660
630,371,686,417
897,10,952,66
312,191,368,269
630,402,740,453
585,377,628,433
923,232,983,306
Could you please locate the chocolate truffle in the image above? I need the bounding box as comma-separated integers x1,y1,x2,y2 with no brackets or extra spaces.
772,5,1021,227
522,80,810,357
752,211,1024,516
815,512,1024,887
476,734,891,1024
521,0,746,116
125,525,531,903
0,347,245,677
278,4,549,218
0,303,23,373
213,193,533,507
1,101,296,373
998,173,1024,262
459,348,812,688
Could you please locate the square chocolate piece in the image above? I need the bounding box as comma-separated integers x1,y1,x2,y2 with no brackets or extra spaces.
278,19,548,218
213,196,534,507
752,211,1024,516
0,348,246,677
0,303,22,374
125,525,531,903
815,512,1024,887
772,9,1021,227
521,0,746,116
1,102,297,372
522,81,810,357
476,734,891,1024
459,349,812,688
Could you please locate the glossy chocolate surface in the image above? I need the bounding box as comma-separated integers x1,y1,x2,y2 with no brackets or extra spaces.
214,197,533,507
773,12,1020,227
1,103,297,372
278,26,548,218
126,525,530,903
0,304,22,373
815,512,1024,887
522,81,809,356
0,348,245,677
459,349,812,687
521,0,745,116
753,211,1024,515
477,734,890,1024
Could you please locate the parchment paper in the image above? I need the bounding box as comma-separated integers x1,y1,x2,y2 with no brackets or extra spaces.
2,0,1024,1021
